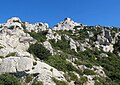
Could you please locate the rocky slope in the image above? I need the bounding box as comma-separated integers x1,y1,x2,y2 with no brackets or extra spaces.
0,17,120,85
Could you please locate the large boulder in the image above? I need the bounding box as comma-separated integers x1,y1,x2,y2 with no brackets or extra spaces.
0,57,66,85
0,57,33,73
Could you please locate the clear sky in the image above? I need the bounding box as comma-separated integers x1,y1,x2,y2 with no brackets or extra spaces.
0,0,120,27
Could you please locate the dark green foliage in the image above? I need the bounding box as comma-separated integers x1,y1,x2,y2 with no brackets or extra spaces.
94,76,105,85
21,22,26,29
0,56,4,58
98,52,120,84
28,43,51,60
0,46,3,49
28,31,47,42
32,80,43,85
25,74,33,83
68,71,78,81
49,35,70,51
52,77,68,85
74,76,88,85
0,73,21,85
6,52,16,57
46,55,77,72
33,61,37,66
83,69,96,75
76,48,100,66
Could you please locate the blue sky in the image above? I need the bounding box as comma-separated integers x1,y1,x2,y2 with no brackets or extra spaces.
0,0,120,27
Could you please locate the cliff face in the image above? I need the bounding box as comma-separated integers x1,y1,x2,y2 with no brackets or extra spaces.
0,17,120,85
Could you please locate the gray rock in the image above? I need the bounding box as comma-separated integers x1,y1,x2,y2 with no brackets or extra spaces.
43,41,54,55
0,57,33,73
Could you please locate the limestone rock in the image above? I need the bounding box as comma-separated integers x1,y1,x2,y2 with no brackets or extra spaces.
43,41,54,55
53,18,82,30
46,29,61,42
70,38,77,52
0,57,33,73
27,61,66,85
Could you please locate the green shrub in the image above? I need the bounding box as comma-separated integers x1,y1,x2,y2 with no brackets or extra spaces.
32,80,43,85
21,22,26,29
52,77,68,85
97,52,120,84
33,61,37,66
6,52,16,57
46,55,68,72
80,76,88,82
83,69,96,75
0,46,3,49
0,73,21,85
0,56,4,58
74,76,88,85
28,31,47,42
49,35,70,52
28,43,51,60
68,71,78,81
94,76,104,85
25,74,33,83
46,55,77,72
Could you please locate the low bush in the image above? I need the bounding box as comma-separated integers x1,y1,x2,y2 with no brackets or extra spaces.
28,43,51,60
32,80,43,85
74,76,88,85
33,61,37,66
52,77,68,85
0,46,3,49
28,31,47,42
83,69,96,75
25,74,33,83
46,55,77,72
0,56,4,58
0,73,21,85
49,35,70,52
6,52,16,57
68,71,78,81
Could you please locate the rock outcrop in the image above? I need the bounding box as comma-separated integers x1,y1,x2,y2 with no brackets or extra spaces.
0,17,120,85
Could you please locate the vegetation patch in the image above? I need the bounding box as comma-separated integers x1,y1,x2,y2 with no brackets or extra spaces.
46,55,77,72
0,73,21,85
28,42,51,60
28,31,47,42
52,77,68,85
32,80,43,85
6,52,16,57
33,61,37,66
25,74,33,83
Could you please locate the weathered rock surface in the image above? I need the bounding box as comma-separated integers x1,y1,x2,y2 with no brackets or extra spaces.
0,57,65,85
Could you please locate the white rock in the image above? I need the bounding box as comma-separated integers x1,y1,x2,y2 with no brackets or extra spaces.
43,41,54,55
92,66,106,77
101,44,114,52
53,18,81,30
0,57,33,73
27,61,66,85
0,27,35,57
70,38,77,52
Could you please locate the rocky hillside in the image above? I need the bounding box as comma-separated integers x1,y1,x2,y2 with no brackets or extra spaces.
0,17,120,85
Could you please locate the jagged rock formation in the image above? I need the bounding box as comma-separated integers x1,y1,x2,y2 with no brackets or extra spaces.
0,17,120,85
